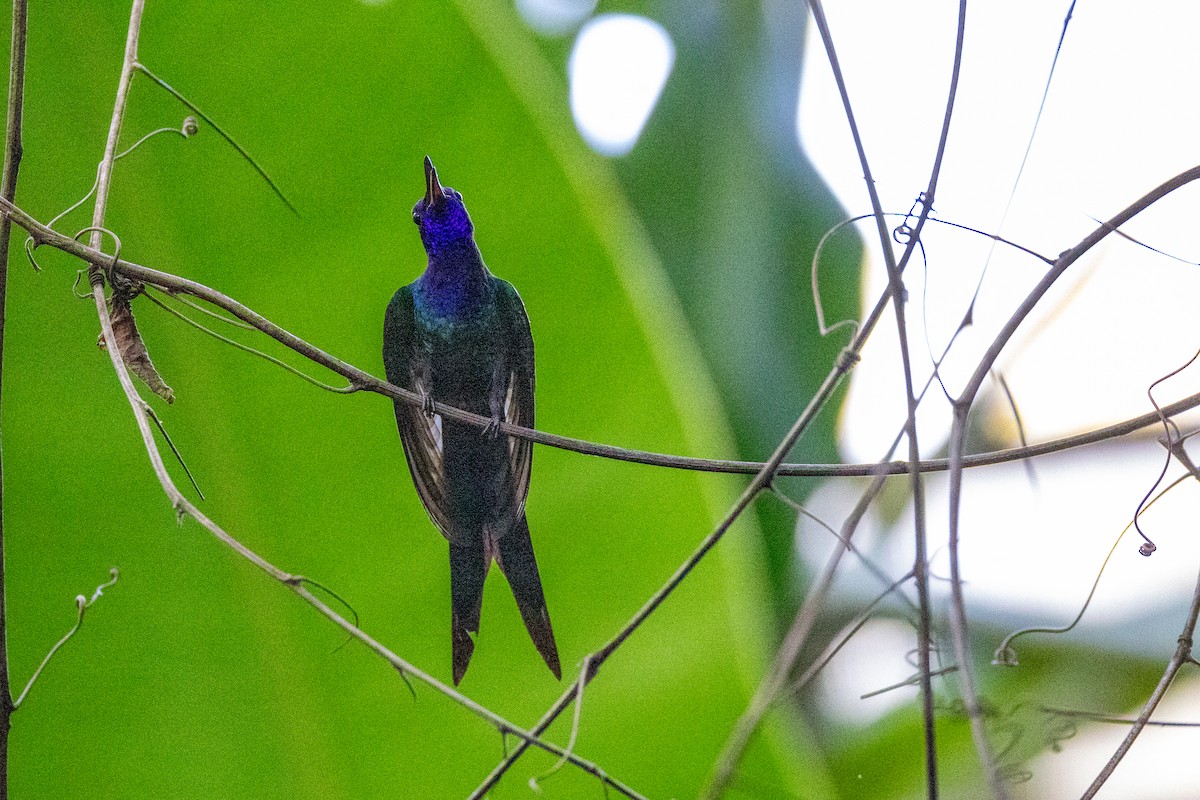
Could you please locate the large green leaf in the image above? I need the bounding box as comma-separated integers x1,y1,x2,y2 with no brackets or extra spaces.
3,2,829,797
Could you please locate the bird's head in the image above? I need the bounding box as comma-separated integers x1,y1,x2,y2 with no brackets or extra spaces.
412,156,474,255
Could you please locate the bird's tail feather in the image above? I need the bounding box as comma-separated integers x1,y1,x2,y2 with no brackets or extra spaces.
449,539,487,685
497,516,561,680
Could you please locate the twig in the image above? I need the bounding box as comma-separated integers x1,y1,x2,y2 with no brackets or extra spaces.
1079,440,1200,797
1043,706,1200,728
13,568,119,709
812,211,1053,337
0,0,28,795
529,653,592,793
1090,215,1200,266
904,4,968,794
953,164,1200,432
994,472,1192,667
85,0,142,282
860,666,959,700
24,115,196,268
133,63,297,216
142,288,356,393
1131,346,1200,554
769,486,919,617
787,570,919,699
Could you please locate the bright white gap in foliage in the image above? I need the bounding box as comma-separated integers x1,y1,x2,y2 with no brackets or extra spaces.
568,14,674,157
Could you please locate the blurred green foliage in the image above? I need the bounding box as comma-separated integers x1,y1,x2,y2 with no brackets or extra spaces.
0,0,839,797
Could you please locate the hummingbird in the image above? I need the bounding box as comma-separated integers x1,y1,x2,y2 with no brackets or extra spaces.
382,156,560,685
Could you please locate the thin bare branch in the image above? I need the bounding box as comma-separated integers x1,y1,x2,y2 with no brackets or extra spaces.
6,198,1196,480
86,0,142,279
787,570,919,699
0,1,28,794
805,0,969,793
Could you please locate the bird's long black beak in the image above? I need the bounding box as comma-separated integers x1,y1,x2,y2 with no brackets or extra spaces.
424,155,446,209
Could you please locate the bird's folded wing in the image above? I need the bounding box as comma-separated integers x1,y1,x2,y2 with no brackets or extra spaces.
384,286,454,538
495,279,535,518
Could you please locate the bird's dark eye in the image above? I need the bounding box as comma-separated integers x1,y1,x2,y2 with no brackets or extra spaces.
412,211,421,224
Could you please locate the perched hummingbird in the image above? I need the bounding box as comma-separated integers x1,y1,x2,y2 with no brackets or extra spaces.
383,156,560,685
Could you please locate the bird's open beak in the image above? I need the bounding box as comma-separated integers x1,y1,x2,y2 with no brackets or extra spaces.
424,155,446,209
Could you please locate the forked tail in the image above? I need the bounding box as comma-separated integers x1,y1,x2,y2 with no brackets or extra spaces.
497,515,561,679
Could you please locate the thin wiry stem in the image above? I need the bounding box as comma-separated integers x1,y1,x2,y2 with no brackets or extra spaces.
955,166,1200,418
133,63,297,216
13,569,119,709
142,289,356,393
914,0,973,794
805,0,970,793
786,570,918,700
86,0,142,279
994,473,1192,667
0,0,26,794
1043,707,1200,729
812,211,1053,337
24,116,195,267
1079,442,1200,797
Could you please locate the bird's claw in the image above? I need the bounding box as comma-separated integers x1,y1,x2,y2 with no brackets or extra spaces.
483,417,502,439
420,392,436,417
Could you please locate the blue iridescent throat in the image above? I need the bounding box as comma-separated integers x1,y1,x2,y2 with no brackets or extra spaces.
415,248,490,321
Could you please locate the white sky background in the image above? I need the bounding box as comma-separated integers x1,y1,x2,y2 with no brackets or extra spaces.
538,1,1200,795
795,3,1200,796
795,1,1200,649
799,2,1200,454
